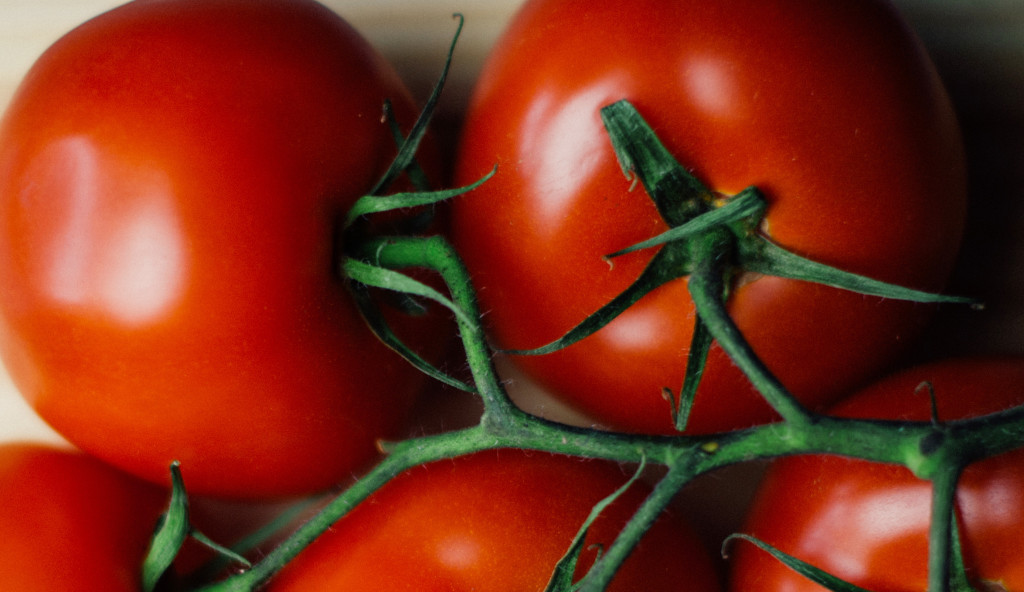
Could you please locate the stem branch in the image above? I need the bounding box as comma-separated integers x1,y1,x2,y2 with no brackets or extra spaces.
686,230,815,427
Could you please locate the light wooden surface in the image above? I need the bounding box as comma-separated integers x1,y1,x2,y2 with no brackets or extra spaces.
1,0,1023,445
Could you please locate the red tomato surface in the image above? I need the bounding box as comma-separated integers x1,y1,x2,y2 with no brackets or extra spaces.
729,357,1024,591
267,450,721,591
0,0,446,498
0,442,167,591
452,0,967,434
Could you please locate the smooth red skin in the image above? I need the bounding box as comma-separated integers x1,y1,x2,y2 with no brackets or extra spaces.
0,443,168,591
729,358,1024,591
0,0,445,498
267,450,721,591
452,0,967,435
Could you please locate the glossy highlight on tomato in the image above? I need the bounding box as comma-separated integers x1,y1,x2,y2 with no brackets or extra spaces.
729,358,1024,591
0,442,167,591
452,0,967,434
0,0,446,498
267,450,721,591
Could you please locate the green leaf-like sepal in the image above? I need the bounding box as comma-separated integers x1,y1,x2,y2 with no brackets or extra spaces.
724,534,873,592
601,100,710,226
605,186,766,259
345,166,495,230
544,458,647,592
141,463,251,592
504,245,687,356
343,258,476,392
142,462,191,592
141,460,252,589
368,13,464,196
675,315,713,431
343,258,472,328
511,98,976,369
382,99,432,192
739,235,979,305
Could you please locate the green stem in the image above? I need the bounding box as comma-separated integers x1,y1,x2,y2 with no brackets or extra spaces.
356,235,523,419
686,229,815,427
578,462,695,592
188,234,1024,591
928,463,964,592
191,427,502,591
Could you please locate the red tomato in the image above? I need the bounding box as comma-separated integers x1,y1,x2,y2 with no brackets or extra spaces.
267,450,721,591
729,357,1024,591
0,0,446,498
0,442,167,591
452,0,967,434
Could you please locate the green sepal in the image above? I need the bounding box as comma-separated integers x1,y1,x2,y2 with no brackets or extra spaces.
382,99,432,192
182,500,317,588
141,463,252,592
504,244,687,356
345,166,496,230
513,98,976,365
142,462,190,592
739,235,979,305
544,458,647,592
348,279,476,393
344,258,476,392
724,534,874,592
675,314,713,432
188,532,251,574
343,257,472,327
600,99,710,225
606,185,766,259
368,13,464,196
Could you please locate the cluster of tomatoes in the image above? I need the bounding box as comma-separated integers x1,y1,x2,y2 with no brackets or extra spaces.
0,0,1021,590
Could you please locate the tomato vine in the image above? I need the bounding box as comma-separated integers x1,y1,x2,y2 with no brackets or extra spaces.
140,13,1015,592
183,226,1020,592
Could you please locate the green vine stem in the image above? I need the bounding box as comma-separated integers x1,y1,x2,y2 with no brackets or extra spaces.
928,463,966,592
576,462,695,592
685,226,815,428
189,234,1024,592
173,24,1014,589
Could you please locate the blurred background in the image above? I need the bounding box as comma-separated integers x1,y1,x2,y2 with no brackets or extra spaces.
0,0,1022,452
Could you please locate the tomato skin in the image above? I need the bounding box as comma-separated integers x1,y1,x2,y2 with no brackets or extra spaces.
0,0,444,498
0,442,167,591
267,450,721,591
452,0,967,434
729,358,1024,591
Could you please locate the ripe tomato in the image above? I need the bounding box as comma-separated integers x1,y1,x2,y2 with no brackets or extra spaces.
452,0,967,434
0,0,446,498
0,442,167,591
267,450,721,591
729,357,1024,591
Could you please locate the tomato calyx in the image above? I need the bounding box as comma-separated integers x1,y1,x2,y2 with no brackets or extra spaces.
338,13,493,394
142,463,251,592
509,99,977,431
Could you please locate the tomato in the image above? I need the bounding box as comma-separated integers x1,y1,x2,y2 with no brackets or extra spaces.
729,357,1024,591
267,450,721,591
0,442,167,591
452,0,967,435
0,0,446,498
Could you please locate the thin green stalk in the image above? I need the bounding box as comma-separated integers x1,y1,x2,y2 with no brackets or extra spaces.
685,229,815,428
187,233,1024,592
355,235,523,419
928,463,965,592
577,462,696,592
191,426,501,591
